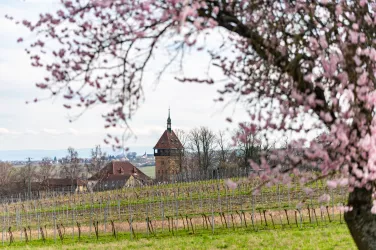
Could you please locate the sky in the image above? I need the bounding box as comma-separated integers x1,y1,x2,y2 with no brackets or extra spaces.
0,0,249,157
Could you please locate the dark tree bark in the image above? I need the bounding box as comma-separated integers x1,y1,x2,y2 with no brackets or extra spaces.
345,188,376,250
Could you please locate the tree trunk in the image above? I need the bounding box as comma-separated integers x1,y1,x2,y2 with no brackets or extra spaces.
345,187,376,250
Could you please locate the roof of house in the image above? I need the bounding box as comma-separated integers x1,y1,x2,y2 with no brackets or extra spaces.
88,161,152,183
154,130,184,149
41,178,87,187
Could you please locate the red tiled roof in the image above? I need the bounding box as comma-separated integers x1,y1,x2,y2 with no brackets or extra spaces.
154,130,184,149
89,161,151,182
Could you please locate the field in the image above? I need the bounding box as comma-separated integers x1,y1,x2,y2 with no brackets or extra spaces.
0,176,350,248
139,166,156,179
3,222,355,249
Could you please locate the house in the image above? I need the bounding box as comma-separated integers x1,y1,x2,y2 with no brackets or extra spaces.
41,178,87,192
88,161,152,191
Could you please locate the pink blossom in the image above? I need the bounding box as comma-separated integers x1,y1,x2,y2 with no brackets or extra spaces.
180,6,195,27
347,13,356,22
140,2,151,12
57,10,65,17
360,33,366,43
372,201,376,214
207,18,218,28
365,14,372,25
322,112,332,122
213,6,219,15
369,48,376,61
359,134,371,151
327,180,337,189
318,194,330,203
320,0,328,5
291,90,303,103
58,49,65,58
92,0,113,8
17,37,23,43
353,55,362,66
337,72,349,84
338,178,349,187
303,187,313,196
296,202,303,210
224,179,237,190
335,5,343,16
319,35,328,49
357,72,368,86
339,205,352,212
193,19,202,30
349,30,359,44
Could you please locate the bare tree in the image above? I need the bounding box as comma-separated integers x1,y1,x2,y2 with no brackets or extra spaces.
59,147,83,182
189,127,217,171
36,157,56,181
234,125,262,168
189,128,202,170
200,127,217,171
217,130,233,170
86,145,107,177
13,162,38,184
0,162,15,186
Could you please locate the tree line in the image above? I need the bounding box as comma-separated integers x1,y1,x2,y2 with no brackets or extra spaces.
0,145,108,194
175,125,274,173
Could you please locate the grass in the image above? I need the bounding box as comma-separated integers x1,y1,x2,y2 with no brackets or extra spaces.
2,222,355,249
139,166,155,179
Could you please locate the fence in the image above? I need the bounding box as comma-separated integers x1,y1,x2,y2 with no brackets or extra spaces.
0,178,348,246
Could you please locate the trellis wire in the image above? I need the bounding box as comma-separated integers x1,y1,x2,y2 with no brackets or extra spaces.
0,178,348,246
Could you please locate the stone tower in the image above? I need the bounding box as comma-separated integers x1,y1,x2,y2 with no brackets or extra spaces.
154,109,184,182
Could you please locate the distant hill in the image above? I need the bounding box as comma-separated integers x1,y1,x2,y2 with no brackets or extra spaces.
0,146,153,161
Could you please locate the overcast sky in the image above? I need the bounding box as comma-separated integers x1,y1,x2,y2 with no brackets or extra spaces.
0,0,249,153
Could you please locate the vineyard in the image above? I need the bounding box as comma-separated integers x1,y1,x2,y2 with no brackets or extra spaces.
0,177,348,247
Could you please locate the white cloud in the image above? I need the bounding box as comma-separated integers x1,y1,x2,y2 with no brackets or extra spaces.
42,128,64,135
131,126,165,136
67,128,79,135
25,129,38,135
0,128,21,135
0,128,10,134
